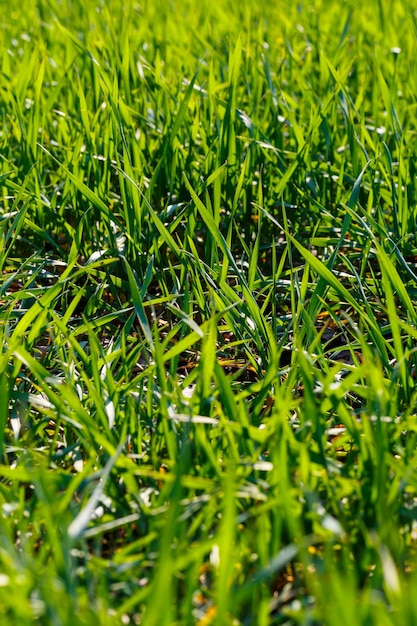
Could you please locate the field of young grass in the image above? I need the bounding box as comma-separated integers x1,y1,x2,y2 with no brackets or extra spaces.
3,0,417,623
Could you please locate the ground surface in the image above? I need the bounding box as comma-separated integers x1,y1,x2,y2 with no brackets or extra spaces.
2,1,417,624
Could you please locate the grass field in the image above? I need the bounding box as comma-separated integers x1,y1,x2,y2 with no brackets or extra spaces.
2,0,417,623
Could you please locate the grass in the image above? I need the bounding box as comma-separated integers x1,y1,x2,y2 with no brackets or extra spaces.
2,0,417,623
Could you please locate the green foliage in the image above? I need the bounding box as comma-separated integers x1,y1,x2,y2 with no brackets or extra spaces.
1,0,417,623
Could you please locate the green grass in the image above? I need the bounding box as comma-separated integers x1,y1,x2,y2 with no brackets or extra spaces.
2,0,417,623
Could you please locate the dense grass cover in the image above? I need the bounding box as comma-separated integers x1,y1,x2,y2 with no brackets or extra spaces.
2,0,417,623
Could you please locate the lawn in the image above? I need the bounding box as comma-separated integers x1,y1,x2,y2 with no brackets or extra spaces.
2,0,417,624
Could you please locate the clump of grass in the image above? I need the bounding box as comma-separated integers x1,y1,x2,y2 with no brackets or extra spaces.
2,0,417,624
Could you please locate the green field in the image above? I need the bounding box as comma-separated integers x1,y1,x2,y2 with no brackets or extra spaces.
2,0,417,623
